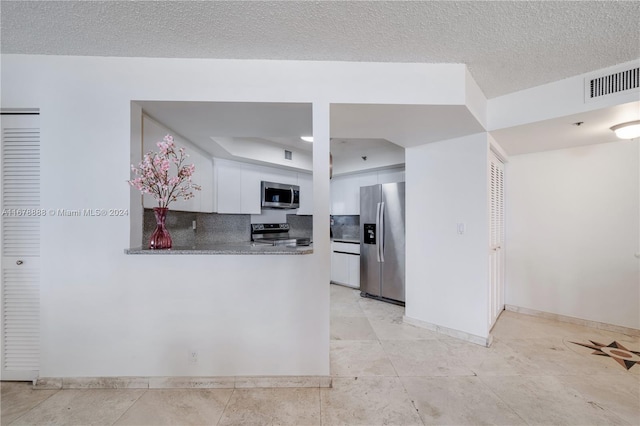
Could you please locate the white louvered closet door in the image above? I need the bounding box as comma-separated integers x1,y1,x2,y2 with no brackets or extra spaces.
489,151,505,328
1,113,40,381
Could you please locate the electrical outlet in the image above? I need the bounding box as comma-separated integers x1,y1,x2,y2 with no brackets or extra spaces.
189,350,198,365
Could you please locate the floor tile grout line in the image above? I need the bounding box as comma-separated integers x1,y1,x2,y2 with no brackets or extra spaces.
373,301,429,425
477,371,637,424
334,287,427,424
395,376,427,426
473,374,531,426
7,385,62,426
319,383,324,426
551,374,636,426
215,387,236,425
363,296,427,426
359,293,404,378
109,387,148,426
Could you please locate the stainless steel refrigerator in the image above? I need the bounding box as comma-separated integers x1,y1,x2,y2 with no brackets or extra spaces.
360,182,405,304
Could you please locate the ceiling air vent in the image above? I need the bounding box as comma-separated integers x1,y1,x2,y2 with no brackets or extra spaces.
284,150,292,160
585,66,639,102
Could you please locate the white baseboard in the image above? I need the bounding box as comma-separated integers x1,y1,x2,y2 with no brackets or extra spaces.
505,305,640,337
403,316,492,347
34,375,332,390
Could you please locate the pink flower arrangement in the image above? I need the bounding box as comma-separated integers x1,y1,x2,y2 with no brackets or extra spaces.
128,134,201,208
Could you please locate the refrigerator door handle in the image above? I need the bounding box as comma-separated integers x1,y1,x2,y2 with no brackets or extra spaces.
379,201,385,262
376,202,381,262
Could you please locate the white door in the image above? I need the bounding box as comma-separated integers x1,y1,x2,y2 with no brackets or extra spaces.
1,112,41,381
489,151,505,328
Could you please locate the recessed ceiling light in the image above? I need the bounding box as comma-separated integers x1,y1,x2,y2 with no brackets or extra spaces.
610,120,640,139
300,136,313,143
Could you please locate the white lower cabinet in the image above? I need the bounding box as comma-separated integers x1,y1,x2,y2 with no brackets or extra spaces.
331,251,349,284
347,254,360,288
331,242,360,288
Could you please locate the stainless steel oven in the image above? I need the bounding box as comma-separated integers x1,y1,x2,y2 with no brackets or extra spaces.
251,223,311,247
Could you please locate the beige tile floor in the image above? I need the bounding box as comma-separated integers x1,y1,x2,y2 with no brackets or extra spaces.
2,284,639,425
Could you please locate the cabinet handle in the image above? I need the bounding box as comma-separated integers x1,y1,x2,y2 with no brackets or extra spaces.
334,251,360,256
16,260,23,265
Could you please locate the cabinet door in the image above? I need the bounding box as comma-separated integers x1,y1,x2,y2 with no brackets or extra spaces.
331,251,350,285
348,254,361,288
1,114,41,380
215,161,242,213
331,172,377,215
297,173,313,215
330,177,346,215
168,148,207,212
262,169,298,186
377,169,405,184
343,178,359,215
240,164,261,214
330,250,338,283
197,157,214,213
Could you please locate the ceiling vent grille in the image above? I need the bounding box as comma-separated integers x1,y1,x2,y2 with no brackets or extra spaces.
585,66,639,102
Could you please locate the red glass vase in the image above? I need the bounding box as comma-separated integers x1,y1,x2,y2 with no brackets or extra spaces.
149,207,172,249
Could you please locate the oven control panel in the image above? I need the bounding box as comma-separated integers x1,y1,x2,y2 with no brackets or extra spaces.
251,223,290,233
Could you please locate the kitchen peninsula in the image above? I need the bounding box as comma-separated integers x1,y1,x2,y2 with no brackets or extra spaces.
127,210,313,255
126,243,312,255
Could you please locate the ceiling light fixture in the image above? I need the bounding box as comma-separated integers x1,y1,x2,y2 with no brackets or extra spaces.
300,136,314,143
610,120,640,139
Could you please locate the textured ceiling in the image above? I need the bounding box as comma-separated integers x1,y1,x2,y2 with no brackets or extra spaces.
2,1,639,98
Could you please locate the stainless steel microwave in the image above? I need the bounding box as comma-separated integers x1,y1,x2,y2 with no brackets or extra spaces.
261,181,300,209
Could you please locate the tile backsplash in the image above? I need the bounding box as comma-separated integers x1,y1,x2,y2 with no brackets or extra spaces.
142,210,313,247
286,214,313,239
331,215,360,240
143,210,251,247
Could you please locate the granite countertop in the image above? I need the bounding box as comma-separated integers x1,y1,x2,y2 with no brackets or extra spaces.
125,242,313,255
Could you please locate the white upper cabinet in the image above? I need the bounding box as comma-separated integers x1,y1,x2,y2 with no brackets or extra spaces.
377,168,406,184
330,168,404,215
296,172,313,215
240,164,262,214
261,168,298,186
141,116,214,212
214,158,309,215
215,160,243,213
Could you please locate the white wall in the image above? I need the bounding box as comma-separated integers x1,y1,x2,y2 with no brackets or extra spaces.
405,133,490,340
464,67,487,128
1,54,473,377
506,140,640,329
